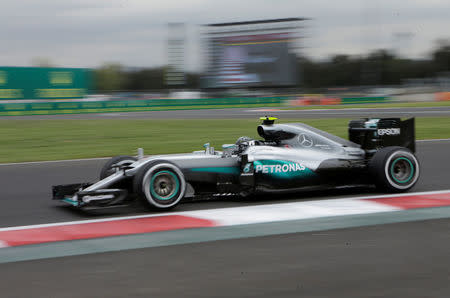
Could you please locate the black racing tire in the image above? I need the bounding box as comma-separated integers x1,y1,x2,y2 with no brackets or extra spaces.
133,160,186,210
369,146,420,193
100,155,138,180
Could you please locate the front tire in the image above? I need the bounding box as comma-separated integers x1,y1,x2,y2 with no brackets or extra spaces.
369,146,420,192
100,155,138,180
133,160,186,210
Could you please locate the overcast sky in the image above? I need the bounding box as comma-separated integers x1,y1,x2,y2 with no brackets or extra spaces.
1,0,449,71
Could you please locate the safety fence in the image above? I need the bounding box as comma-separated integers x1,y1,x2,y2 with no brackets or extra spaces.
0,95,405,116
0,97,284,116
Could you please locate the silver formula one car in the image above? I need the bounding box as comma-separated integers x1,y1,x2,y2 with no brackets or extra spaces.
53,117,420,211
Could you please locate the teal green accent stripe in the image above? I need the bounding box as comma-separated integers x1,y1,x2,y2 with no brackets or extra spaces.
191,167,240,175
62,198,79,207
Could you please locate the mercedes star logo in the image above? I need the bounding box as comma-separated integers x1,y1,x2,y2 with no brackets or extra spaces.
298,134,313,147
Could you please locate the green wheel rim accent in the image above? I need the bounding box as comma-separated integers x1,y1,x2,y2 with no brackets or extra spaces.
150,170,180,201
390,157,414,184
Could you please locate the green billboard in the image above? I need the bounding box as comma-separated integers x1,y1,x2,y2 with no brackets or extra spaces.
0,67,92,100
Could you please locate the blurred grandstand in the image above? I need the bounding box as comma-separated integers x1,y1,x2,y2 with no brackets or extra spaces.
0,18,449,110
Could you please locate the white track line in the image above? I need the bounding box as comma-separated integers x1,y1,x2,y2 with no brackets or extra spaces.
0,157,110,166
417,138,450,142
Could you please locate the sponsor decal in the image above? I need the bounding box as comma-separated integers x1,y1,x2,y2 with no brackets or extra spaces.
35,88,85,98
0,89,24,99
255,161,306,174
0,71,6,85
377,128,401,136
298,133,313,147
49,71,73,85
243,163,251,173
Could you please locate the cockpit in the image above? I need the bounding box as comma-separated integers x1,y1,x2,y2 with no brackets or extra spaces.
200,117,362,158
232,117,361,156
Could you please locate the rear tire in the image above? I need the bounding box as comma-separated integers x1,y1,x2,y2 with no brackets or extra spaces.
369,146,420,192
100,155,138,180
133,160,186,210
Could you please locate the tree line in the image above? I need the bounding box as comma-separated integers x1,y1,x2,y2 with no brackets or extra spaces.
300,41,449,88
94,41,450,91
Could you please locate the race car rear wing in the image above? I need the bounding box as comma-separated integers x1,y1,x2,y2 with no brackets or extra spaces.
348,117,415,153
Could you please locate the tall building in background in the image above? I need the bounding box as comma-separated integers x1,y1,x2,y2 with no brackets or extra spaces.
166,23,186,86
203,18,308,89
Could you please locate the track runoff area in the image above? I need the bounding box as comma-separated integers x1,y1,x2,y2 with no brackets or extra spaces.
1,189,450,263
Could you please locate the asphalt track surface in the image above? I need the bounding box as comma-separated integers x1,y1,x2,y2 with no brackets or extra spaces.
2,105,450,120
2,218,449,298
1,140,449,297
0,141,449,228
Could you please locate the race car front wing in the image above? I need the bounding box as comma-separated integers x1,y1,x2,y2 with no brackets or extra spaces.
52,182,130,208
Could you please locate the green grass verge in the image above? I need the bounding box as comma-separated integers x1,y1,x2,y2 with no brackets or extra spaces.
1,117,449,163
